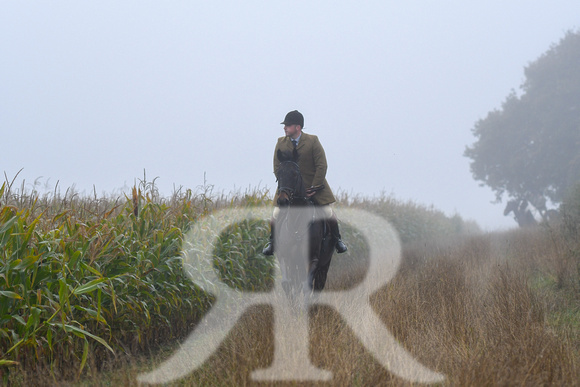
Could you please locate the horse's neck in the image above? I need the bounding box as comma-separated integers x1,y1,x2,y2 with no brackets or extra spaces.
295,184,306,198
291,197,312,206
281,202,315,223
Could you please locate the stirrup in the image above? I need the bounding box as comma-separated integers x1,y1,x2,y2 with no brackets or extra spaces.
335,239,347,254
262,242,274,256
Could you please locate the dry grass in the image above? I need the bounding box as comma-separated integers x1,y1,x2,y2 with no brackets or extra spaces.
2,178,578,386
60,227,579,387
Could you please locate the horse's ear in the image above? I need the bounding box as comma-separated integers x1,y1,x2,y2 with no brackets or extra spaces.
277,148,297,163
277,149,285,162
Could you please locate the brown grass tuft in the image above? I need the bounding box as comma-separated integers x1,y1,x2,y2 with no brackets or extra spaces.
95,228,578,386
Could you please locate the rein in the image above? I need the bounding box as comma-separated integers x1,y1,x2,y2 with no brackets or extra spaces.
277,160,306,203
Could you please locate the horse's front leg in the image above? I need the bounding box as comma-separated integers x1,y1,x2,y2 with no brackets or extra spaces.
306,256,319,292
306,223,324,291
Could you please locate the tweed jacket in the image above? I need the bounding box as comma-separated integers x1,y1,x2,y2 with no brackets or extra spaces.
273,132,336,206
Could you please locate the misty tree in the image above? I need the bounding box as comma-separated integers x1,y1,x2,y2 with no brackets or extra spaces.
464,29,580,225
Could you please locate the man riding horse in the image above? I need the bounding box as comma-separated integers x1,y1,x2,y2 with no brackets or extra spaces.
262,110,347,256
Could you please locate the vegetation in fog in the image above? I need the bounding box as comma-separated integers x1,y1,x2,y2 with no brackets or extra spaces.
0,178,475,384
465,29,580,225
0,178,578,385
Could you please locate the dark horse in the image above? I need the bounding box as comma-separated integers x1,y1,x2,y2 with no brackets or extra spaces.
274,148,334,296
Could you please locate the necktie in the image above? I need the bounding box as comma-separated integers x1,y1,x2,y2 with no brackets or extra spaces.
292,139,297,148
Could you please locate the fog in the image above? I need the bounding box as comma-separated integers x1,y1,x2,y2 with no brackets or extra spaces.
1,1,578,231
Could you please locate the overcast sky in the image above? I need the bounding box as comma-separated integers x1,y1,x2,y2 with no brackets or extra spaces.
1,1,578,230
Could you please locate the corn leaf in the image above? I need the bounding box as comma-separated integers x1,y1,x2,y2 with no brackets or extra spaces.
0,290,22,300
60,324,114,353
0,359,19,367
73,278,107,295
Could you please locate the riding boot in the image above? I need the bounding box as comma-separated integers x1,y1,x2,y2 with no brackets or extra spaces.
328,214,347,253
262,219,275,256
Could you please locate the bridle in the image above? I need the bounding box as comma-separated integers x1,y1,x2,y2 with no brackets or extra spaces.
276,160,307,203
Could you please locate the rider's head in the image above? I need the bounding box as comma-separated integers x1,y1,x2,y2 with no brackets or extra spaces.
281,110,304,139
281,110,304,128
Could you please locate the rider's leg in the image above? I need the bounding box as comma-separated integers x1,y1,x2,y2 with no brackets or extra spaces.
321,205,347,253
262,207,279,256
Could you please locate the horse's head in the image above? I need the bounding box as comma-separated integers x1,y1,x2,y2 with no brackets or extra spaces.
276,148,305,206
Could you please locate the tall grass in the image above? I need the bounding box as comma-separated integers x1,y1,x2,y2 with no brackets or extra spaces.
336,192,480,244
125,230,578,386
81,228,579,386
0,179,223,383
1,178,578,385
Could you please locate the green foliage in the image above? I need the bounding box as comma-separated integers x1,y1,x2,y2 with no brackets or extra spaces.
213,219,275,291
558,183,580,285
559,183,580,238
0,181,211,381
465,29,580,218
0,180,472,382
337,193,479,244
